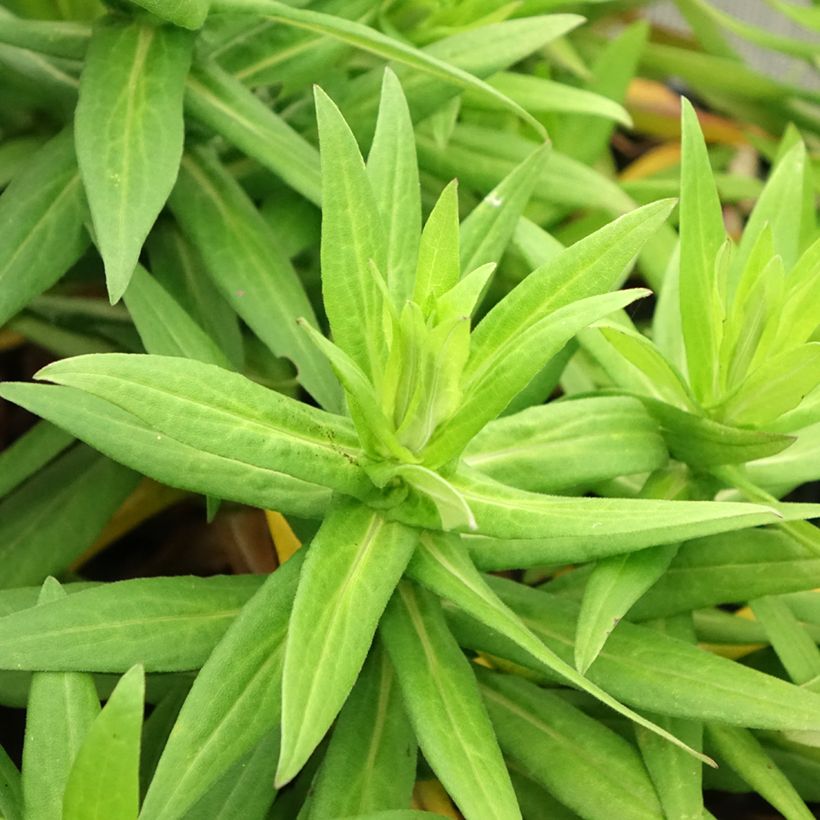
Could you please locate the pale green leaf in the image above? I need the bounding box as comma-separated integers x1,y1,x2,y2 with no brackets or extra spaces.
306,646,416,819
380,581,521,820
0,383,332,518
278,502,416,785
33,354,366,497
315,85,387,382
0,445,137,589
0,420,73,500
170,147,341,411
211,0,546,136
62,665,144,820
0,575,262,673
124,264,231,368
76,17,193,302
21,579,100,820
184,59,321,205
707,723,814,820
141,556,303,820
479,670,664,820
0,129,87,327
678,97,725,403
367,67,421,307
465,396,667,494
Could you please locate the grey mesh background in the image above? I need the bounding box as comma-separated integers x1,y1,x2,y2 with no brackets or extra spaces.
647,1,819,88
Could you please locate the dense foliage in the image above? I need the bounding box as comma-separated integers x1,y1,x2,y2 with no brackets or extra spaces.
0,1,818,819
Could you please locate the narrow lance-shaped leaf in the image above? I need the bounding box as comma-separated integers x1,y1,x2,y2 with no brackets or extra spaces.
0,420,73,500
380,581,521,820
634,614,705,820
0,383,332,518
574,467,692,673
141,555,304,820
0,129,87,327
75,16,194,302
367,67,421,307
678,98,725,403
464,396,667,494
62,665,144,820
184,59,322,205
0,744,22,820
459,142,549,276
452,469,779,563
424,288,650,465
478,669,665,820
32,354,367,498
413,180,460,311
452,577,820,732
306,646,417,819
211,0,546,137
0,575,263,673
277,502,417,786
406,532,712,765
315,86,387,383
706,723,814,820
21,579,100,820
123,265,232,368
170,147,341,411
126,0,208,29
0,444,138,589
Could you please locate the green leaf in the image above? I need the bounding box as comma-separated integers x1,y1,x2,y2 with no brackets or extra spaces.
141,556,302,820
459,143,549,276
630,529,820,620
750,595,820,686
315,85,388,383
170,147,341,410
678,97,725,404
0,13,90,60
146,221,243,370
367,67,421,307
184,59,321,205
478,669,664,820
440,467,777,553
425,288,650,466
464,396,668,493
707,723,814,820
471,71,632,125
298,321,412,461
720,344,820,426
21,579,100,820
730,141,809,293
33,353,367,497
413,180,460,312
0,744,22,820
0,420,73,500
278,502,416,785
380,581,521,820
574,543,679,674
0,383,332,518
0,575,262,673
645,396,796,466
183,730,279,820
407,532,710,764
0,445,137,589
306,646,416,819
126,0,208,29
552,20,648,165
62,665,144,820
123,264,231,367
0,129,87,327
450,577,820,731
211,0,546,137
75,16,193,302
